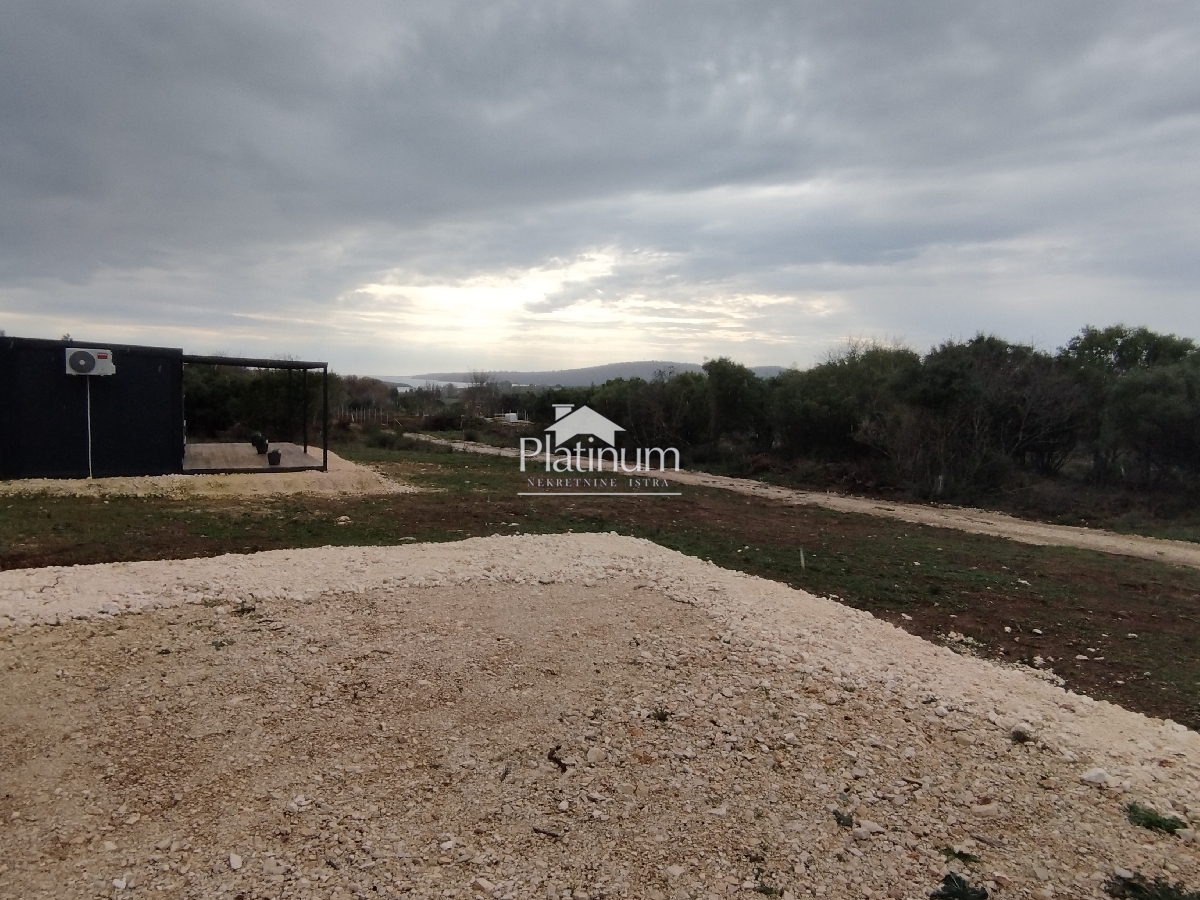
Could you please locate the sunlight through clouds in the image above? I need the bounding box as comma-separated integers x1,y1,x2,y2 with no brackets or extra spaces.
334,249,845,367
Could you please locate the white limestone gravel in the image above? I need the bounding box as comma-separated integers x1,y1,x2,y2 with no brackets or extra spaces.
0,533,1196,900
0,450,411,499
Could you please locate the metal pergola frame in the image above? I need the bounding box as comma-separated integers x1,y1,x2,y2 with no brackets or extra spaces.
181,354,329,472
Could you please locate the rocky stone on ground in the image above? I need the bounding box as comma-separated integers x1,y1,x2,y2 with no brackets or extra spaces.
0,534,1196,900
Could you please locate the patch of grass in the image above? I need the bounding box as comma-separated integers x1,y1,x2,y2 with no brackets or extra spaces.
1126,802,1188,834
1130,524,1200,544
929,873,988,900
940,846,982,864
744,452,1200,546
1106,873,1200,900
650,705,672,723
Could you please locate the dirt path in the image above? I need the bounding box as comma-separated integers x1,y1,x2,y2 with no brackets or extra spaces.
426,436,1200,570
0,535,1196,899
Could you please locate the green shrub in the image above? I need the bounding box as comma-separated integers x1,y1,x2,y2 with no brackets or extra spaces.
1127,802,1187,834
423,411,460,432
1105,872,1200,900
929,872,987,900
941,846,981,864
367,429,404,450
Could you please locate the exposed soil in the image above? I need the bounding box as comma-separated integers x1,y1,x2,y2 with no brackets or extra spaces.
0,451,410,500
3,453,1200,732
0,536,1197,900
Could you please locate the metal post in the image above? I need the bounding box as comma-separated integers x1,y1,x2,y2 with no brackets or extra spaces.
322,365,329,472
287,367,292,448
85,377,93,479
302,367,309,453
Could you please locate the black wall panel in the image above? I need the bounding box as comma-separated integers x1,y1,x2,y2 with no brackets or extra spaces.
0,337,184,479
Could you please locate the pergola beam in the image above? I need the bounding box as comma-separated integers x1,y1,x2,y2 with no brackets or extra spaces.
181,354,326,370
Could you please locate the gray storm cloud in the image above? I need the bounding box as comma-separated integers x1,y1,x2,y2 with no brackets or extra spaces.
1,1,1197,372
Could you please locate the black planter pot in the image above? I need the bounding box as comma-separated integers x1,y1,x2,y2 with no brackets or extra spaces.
267,449,282,466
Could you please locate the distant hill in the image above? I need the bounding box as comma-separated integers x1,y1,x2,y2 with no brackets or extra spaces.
752,366,783,378
383,361,783,387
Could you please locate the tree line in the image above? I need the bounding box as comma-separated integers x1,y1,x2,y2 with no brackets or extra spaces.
529,324,1200,499
183,324,1200,500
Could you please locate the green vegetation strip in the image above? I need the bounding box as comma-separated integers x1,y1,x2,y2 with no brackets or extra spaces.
2,446,1198,731
1106,873,1200,900
1126,802,1189,835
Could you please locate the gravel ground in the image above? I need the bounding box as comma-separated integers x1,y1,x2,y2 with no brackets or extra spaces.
0,534,1196,900
0,451,410,499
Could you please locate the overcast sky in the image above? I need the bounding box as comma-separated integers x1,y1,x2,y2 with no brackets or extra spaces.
2,2,1198,375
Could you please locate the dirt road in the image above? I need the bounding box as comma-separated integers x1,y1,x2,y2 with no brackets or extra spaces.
423,437,1200,570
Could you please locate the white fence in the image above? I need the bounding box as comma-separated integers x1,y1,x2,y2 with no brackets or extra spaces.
335,407,402,425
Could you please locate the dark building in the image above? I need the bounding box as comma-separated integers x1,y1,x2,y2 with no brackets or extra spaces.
0,336,185,479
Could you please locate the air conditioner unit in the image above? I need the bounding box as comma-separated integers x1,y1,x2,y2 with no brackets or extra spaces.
65,348,116,376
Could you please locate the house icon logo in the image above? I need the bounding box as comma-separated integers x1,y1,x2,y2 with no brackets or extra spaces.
545,404,624,449
518,403,680,480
